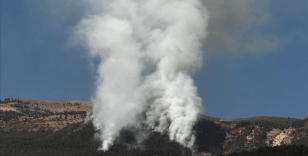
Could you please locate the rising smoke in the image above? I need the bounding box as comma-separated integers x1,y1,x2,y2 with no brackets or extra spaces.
75,0,208,151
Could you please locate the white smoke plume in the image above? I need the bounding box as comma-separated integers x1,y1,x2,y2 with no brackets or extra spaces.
75,0,208,151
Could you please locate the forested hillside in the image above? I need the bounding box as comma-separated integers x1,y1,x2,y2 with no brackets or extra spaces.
225,145,308,156
1,98,307,156
0,117,226,156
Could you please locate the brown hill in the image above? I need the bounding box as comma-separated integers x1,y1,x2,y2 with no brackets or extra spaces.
13,98,92,112
0,98,91,131
1,98,307,155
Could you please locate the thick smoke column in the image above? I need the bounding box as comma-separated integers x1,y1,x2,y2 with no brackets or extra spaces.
75,0,208,151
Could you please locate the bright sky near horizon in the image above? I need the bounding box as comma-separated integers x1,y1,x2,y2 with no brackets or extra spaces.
1,0,307,120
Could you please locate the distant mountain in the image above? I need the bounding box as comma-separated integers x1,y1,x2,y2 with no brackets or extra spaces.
1,98,307,156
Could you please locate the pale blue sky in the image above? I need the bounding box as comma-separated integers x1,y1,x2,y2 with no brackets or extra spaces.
1,0,307,119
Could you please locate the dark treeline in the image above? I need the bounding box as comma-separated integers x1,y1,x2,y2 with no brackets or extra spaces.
0,110,22,122
54,110,87,115
223,145,308,156
234,118,307,130
0,122,191,156
0,98,20,103
235,120,291,130
194,119,226,154
292,118,308,129
292,137,308,146
0,118,227,156
0,110,87,122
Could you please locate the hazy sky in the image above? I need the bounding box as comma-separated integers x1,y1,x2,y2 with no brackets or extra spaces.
1,0,307,119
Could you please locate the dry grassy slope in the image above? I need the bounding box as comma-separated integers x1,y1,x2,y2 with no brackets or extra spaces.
2,98,300,123
0,114,86,131
18,98,92,113
0,98,92,114
0,103,20,112
0,98,91,132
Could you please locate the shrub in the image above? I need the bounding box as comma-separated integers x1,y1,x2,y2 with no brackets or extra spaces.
292,119,306,128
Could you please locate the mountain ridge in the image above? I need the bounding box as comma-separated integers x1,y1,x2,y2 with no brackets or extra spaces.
1,98,307,156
